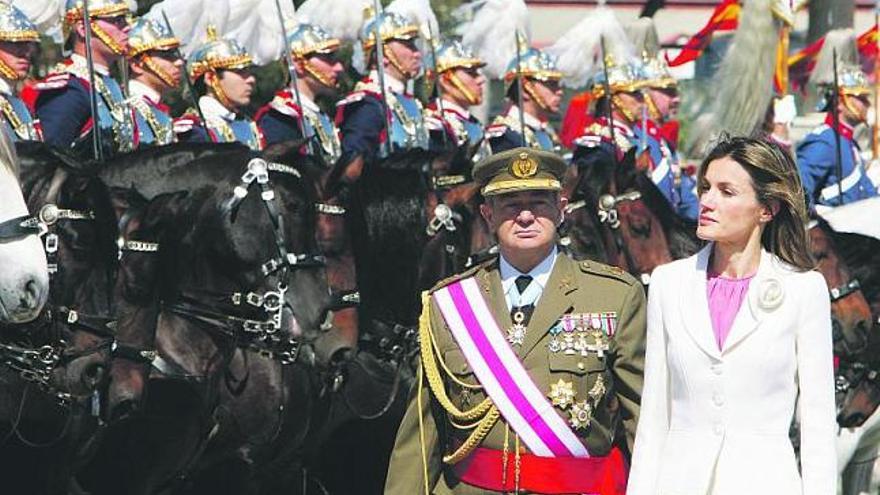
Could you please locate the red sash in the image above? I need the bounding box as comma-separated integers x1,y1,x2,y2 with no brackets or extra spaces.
452,446,628,494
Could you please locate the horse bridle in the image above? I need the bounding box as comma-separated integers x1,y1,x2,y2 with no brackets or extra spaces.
164,158,325,365
565,190,652,285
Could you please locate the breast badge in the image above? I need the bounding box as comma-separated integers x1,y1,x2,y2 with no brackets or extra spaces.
548,313,617,357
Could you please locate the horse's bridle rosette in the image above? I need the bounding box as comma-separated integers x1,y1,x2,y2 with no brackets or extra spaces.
757,277,784,311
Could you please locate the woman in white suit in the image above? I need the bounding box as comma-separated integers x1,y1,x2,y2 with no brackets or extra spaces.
627,136,836,495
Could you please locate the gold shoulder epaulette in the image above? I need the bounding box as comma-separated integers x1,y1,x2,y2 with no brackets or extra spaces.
429,257,496,293
577,259,638,286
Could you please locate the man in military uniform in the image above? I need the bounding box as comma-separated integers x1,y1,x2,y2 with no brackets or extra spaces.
797,64,878,209
385,147,646,494
571,56,644,169
425,38,490,172
626,18,699,221
0,4,41,141
255,22,343,164
34,0,136,158
335,10,428,180
179,25,263,150
126,17,182,147
486,48,563,154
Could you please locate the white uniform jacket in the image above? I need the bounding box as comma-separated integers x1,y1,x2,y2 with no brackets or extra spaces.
627,244,836,495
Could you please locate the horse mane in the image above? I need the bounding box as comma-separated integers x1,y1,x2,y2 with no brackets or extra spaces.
631,172,703,259
824,225,880,306
348,151,431,328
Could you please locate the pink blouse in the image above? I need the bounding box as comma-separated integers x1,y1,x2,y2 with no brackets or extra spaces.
707,271,754,350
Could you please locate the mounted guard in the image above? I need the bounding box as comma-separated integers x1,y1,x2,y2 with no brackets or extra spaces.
486,46,563,154
797,29,878,209
126,17,182,147
180,25,264,150
425,38,489,167
0,4,42,141
626,17,699,221
255,22,344,163
336,7,429,166
33,0,136,158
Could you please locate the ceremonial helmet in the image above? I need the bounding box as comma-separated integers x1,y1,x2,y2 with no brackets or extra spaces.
809,29,870,121
357,9,419,76
127,17,181,87
188,25,253,108
0,4,39,81
502,45,562,112
63,0,131,55
430,38,485,104
589,55,645,98
288,23,341,87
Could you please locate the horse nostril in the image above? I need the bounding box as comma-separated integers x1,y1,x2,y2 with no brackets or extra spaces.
20,279,41,311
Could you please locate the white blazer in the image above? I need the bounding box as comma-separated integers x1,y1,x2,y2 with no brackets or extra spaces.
627,245,836,495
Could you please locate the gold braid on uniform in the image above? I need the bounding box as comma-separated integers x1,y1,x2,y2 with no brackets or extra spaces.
417,291,501,464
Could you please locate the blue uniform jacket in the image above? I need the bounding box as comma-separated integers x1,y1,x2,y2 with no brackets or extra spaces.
632,120,699,221
796,115,878,207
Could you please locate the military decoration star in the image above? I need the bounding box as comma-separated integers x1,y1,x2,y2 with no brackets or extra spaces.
548,379,576,409
569,400,593,430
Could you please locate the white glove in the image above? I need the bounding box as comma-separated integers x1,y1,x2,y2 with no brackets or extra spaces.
773,94,797,125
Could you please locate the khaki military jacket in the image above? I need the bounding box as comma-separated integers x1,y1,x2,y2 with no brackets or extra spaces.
385,252,647,494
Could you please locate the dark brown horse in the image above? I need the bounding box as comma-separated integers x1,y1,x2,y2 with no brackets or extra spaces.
0,142,119,495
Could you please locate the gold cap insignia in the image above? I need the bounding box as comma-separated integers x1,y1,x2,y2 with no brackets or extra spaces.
510,151,538,179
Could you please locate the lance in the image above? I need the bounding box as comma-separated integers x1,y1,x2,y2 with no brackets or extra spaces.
600,36,619,163
873,1,879,162
81,0,104,161
272,0,317,156
426,21,448,149
371,0,392,157
160,10,207,127
831,49,844,206
514,31,527,147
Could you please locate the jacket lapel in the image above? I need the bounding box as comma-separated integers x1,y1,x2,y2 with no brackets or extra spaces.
519,254,576,359
679,245,722,360
721,249,770,354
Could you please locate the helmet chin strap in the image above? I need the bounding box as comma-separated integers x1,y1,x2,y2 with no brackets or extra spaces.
302,58,335,88
0,59,20,81
523,79,552,114
207,72,234,110
90,20,126,56
841,93,868,124
382,45,417,80
446,72,478,106
611,94,637,124
645,92,662,122
143,56,175,88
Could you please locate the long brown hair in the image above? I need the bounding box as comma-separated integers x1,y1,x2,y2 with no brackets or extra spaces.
697,135,814,271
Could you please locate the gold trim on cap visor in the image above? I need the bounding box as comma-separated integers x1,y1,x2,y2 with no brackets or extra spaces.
362,26,419,50
481,178,562,196
0,30,39,43
129,38,181,57
292,39,341,59
65,5,130,24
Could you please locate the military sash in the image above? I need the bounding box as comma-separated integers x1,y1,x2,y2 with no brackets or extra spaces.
432,276,589,458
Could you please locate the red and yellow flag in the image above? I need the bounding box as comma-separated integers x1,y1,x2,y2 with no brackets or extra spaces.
667,0,741,67
788,24,878,94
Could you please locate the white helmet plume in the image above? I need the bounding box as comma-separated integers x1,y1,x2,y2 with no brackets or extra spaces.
454,0,530,80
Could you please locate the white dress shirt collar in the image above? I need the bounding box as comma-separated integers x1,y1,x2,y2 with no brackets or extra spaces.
129,79,161,105
369,70,405,94
199,95,236,121
499,246,558,309
71,53,109,76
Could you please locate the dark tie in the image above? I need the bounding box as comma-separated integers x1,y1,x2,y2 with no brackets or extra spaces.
512,275,535,326
515,275,533,296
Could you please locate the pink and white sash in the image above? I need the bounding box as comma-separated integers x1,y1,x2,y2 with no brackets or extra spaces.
433,277,589,458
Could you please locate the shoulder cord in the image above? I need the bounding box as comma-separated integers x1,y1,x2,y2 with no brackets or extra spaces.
417,291,501,464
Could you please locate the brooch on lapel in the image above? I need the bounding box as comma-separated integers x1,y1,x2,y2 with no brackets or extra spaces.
757,277,784,311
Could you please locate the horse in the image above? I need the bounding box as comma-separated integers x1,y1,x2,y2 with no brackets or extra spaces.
562,148,701,281
0,134,47,324
0,141,119,495
76,146,334,494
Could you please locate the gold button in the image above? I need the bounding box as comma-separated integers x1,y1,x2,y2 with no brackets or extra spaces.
577,362,585,370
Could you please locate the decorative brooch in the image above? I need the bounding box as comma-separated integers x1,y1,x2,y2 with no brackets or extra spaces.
757,277,784,311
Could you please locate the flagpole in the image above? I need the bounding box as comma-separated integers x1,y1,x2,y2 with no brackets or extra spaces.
873,3,879,162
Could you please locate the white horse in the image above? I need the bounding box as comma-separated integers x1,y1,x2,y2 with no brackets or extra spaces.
0,129,48,323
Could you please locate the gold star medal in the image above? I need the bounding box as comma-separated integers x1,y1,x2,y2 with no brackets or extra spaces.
548,379,576,409
507,309,527,346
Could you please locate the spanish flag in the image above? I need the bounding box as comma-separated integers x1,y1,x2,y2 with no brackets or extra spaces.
857,24,878,63
667,0,741,67
788,24,878,94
